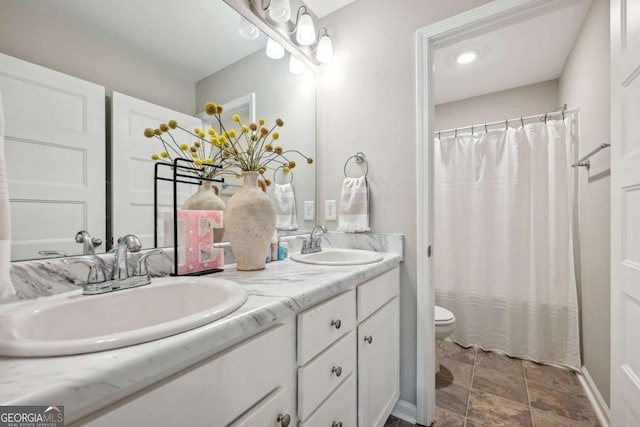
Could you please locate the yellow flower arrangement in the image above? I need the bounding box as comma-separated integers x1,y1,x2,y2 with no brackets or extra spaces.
144,102,313,185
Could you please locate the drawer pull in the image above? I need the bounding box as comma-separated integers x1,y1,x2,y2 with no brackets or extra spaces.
332,366,343,377
331,319,342,329
277,413,291,427
364,335,373,344
332,422,343,427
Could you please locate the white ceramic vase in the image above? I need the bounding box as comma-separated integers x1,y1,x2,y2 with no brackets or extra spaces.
225,171,276,271
181,180,226,242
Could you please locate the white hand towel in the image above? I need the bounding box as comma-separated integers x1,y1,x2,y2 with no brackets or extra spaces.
274,183,298,230
338,176,370,232
0,93,16,298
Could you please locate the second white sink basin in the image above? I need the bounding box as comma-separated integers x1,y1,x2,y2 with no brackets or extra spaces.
290,248,383,266
0,276,248,357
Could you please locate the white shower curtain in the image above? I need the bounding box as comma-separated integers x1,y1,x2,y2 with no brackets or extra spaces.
434,115,580,370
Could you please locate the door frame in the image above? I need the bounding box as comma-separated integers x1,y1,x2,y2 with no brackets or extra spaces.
414,0,579,424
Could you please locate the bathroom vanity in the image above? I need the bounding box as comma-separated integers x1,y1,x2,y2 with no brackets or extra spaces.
0,248,402,427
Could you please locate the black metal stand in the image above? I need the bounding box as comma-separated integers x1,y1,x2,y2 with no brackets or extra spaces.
153,158,225,276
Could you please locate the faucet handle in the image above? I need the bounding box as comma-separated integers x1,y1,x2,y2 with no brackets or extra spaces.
63,256,109,284
118,234,142,253
134,250,164,278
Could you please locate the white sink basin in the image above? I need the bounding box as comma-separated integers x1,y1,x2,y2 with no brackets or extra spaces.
290,249,383,266
0,277,248,357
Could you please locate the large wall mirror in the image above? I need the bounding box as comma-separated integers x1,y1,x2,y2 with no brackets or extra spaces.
0,0,317,261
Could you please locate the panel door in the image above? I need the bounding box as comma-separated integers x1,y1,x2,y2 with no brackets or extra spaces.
0,52,105,260
610,0,640,424
357,297,400,427
111,92,202,249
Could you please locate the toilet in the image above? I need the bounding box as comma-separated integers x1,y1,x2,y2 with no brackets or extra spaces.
435,305,456,373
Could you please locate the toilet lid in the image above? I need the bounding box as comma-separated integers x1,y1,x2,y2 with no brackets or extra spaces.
435,306,454,322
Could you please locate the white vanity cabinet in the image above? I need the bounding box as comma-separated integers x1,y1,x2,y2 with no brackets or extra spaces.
356,268,400,427
75,319,297,427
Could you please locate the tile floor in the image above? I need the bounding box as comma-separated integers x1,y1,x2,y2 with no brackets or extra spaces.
385,341,601,427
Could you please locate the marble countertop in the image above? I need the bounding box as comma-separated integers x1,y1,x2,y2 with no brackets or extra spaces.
0,251,402,423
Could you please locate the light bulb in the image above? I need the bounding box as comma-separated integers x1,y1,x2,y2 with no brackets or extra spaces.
456,50,477,65
268,0,291,23
238,18,259,40
316,34,333,64
295,12,316,46
289,55,306,75
266,38,285,60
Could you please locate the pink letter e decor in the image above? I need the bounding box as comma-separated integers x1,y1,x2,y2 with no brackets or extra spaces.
176,210,224,274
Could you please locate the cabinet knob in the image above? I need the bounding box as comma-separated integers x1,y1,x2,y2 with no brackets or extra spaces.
364,335,373,344
277,413,291,427
331,319,342,329
332,422,343,427
332,366,343,377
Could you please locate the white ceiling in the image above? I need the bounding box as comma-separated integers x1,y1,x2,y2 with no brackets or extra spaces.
434,0,592,105
304,0,357,18
22,0,267,83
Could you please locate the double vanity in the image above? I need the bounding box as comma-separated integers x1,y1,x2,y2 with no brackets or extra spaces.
0,234,403,427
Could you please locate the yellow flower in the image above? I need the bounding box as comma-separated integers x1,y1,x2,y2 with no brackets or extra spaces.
168,120,178,129
204,158,213,164
210,137,218,145
159,123,169,132
193,127,201,134
272,132,280,140
180,143,189,150
204,102,218,115
251,134,258,141
217,105,224,114
288,160,296,168
232,114,240,122
190,146,197,153
258,118,265,125
217,135,226,145
249,123,258,131
283,166,290,173
151,153,159,160
241,124,249,133
144,128,155,138
258,167,266,174
307,157,314,164
274,146,283,154
194,159,203,167
199,131,206,138
265,178,272,186
154,128,162,136
265,144,273,152
160,151,169,158
275,118,284,127
208,128,216,136
260,127,268,136
194,141,201,148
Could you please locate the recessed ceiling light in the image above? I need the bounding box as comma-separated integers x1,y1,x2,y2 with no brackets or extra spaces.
456,50,478,65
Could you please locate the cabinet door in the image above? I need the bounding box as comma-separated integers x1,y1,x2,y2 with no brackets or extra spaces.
357,297,399,427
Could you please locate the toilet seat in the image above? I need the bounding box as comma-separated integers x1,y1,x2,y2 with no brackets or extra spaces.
435,305,455,326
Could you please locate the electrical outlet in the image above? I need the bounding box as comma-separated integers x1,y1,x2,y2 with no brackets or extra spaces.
325,200,337,221
304,201,315,221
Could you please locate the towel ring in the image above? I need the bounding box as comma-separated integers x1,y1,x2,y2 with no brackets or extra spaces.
344,152,369,178
273,166,294,185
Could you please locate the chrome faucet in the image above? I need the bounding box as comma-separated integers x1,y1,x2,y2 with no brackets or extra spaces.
64,234,163,295
75,230,102,255
298,225,327,254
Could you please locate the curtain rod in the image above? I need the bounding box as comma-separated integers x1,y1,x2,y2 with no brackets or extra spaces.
434,107,579,136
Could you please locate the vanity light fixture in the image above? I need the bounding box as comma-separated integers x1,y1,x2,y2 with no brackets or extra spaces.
266,38,285,59
289,54,306,74
262,0,291,23
456,50,478,65
292,6,316,46
315,28,333,64
238,17,260,40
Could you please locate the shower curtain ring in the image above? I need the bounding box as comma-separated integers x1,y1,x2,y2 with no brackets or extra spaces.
455,128,458,137
505,120,508,129
485,123,488,132
562,110,565,120
544,113,548,123
471,125,474,135
438,131,441,139
520,117,525,127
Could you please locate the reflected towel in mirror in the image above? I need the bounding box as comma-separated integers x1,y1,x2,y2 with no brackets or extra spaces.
274,183,298,230
338,176,370,232
0,94,16,298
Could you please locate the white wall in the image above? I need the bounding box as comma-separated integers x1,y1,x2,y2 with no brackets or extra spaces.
559,0,611,405
0,0,195,115
197,51,316,229
317,0,492,405
434,80,559,131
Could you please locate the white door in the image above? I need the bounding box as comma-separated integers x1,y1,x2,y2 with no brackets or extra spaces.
611,0,640,425
0,53,105,260
111,92,202,250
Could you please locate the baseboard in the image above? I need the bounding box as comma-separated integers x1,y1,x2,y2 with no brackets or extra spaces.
578,366,610,427
392,399,417,424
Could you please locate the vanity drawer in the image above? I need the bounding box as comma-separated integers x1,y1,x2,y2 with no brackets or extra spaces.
300,373,357,427
297,290,355,365
298,330,356,420
231,386,296,427
357,268,399,322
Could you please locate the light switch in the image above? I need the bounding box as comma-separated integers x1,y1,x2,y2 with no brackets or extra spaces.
304,201,315,221
325,200,337,221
